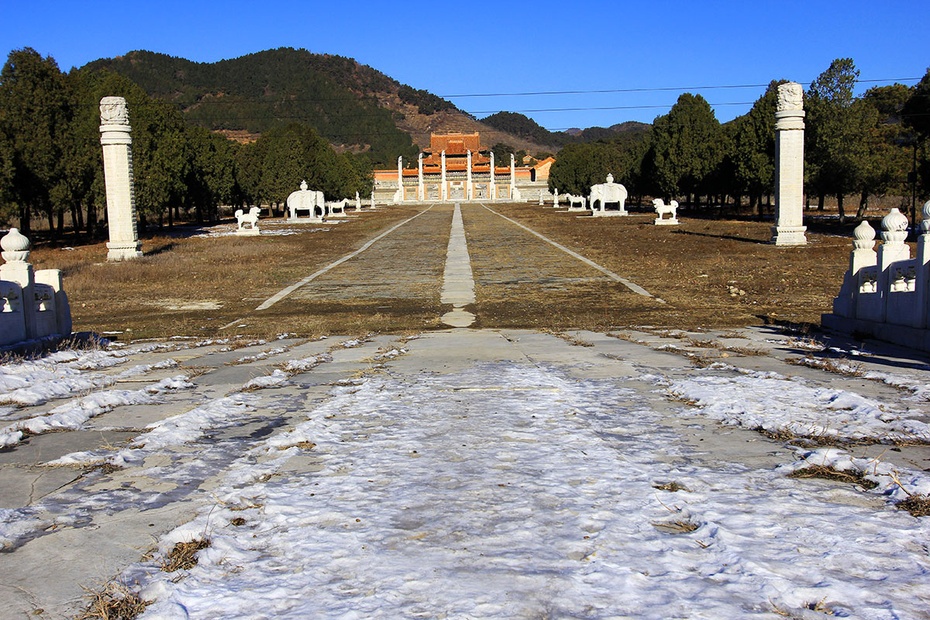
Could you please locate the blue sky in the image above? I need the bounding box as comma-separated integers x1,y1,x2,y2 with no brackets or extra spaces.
1,0,927,131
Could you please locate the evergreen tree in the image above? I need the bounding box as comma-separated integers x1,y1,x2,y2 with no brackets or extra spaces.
647,93,722,204
806,58,861,221
0,48,70,235
725,81,780,214
548,142,621,196
853,85,912,218
902,68,930,199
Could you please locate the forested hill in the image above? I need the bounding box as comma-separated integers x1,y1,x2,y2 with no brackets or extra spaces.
480,112,651,148
81,48,558,165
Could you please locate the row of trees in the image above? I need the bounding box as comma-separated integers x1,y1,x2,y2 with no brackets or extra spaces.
549,59,930,222
0,48,374,237
3,50,928,239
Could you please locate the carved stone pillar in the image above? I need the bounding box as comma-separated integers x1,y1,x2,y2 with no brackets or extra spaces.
772,82,807,246
466,150,473,201
489,152,496,201
510,153,516,199
99,97,143,261
441,151,447,202
417,153,424,201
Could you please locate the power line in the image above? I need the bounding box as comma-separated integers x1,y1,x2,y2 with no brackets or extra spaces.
469,102,756,116
442,77,922,100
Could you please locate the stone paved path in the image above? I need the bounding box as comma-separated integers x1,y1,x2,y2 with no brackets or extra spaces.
1,204,929,618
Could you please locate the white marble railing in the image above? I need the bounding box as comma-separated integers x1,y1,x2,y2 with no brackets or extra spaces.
825,203,930,349
1,229,72,347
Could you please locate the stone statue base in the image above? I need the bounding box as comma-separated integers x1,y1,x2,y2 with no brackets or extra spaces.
771,225,808,246
235,227,261,236
655,217,679,226
106,241,143,262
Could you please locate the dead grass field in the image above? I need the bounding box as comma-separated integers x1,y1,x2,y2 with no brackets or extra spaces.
481,203,855,331
22,203,859,340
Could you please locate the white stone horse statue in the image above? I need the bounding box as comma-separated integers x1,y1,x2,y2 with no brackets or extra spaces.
235,206,261,230
326,198,350,218
652,198,680,225
566,195,587,210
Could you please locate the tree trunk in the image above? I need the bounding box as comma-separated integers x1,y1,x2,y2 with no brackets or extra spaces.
19,205,31,236
86,204,97,238
818,194,825,211
855,191,869,220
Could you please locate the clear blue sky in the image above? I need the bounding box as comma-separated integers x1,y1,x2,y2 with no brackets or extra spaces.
1,0,927,131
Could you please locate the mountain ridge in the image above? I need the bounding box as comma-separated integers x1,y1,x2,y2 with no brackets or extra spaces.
82,48,648,162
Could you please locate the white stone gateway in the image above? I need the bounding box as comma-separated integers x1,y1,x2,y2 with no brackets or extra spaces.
653,198,679,225
589,174,628,216
286,180,325,222
99,96,143,261
0,228,72,347
235,206,261,235
772,81,807,246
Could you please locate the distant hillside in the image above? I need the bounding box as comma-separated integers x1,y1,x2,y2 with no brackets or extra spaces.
81,48,552,163
480,112,573,148
81,48,650,163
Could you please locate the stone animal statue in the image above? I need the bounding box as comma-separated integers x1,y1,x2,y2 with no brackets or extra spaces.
566,195,587,210
326,198,350,217
652,198,679,220
235,206,261,229
588,174,628,213
286,182,325,221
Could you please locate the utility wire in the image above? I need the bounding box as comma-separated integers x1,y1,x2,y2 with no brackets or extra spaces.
442,78,921,99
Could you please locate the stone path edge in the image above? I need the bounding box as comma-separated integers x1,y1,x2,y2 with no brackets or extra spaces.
221,205,439,329
479,203,665,302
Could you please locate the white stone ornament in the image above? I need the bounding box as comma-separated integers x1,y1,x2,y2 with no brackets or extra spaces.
99,96,130,125
777,82,803,112
1,228,30,263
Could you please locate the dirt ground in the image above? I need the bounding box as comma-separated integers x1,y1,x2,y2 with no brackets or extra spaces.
21,202,859,340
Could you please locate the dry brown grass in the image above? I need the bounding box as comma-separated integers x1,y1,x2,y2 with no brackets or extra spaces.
786,355,865,376
77,581,149,620
652,519,699,534
897,494,930,517
161,538,210,572
788,464,879,489
652,481,690,492
25,203,856,339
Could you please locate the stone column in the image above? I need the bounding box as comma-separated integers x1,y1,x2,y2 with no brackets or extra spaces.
396,156,403,202
466,150,473,201
489,152,496,201
417,153,424,201
441,151,447,202
510,153,516,199
99,97,143,261
772,82,807,246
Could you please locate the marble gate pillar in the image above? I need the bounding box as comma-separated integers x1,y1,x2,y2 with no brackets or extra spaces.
417,153,424,201
99,96,143,261
772,82,807,246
